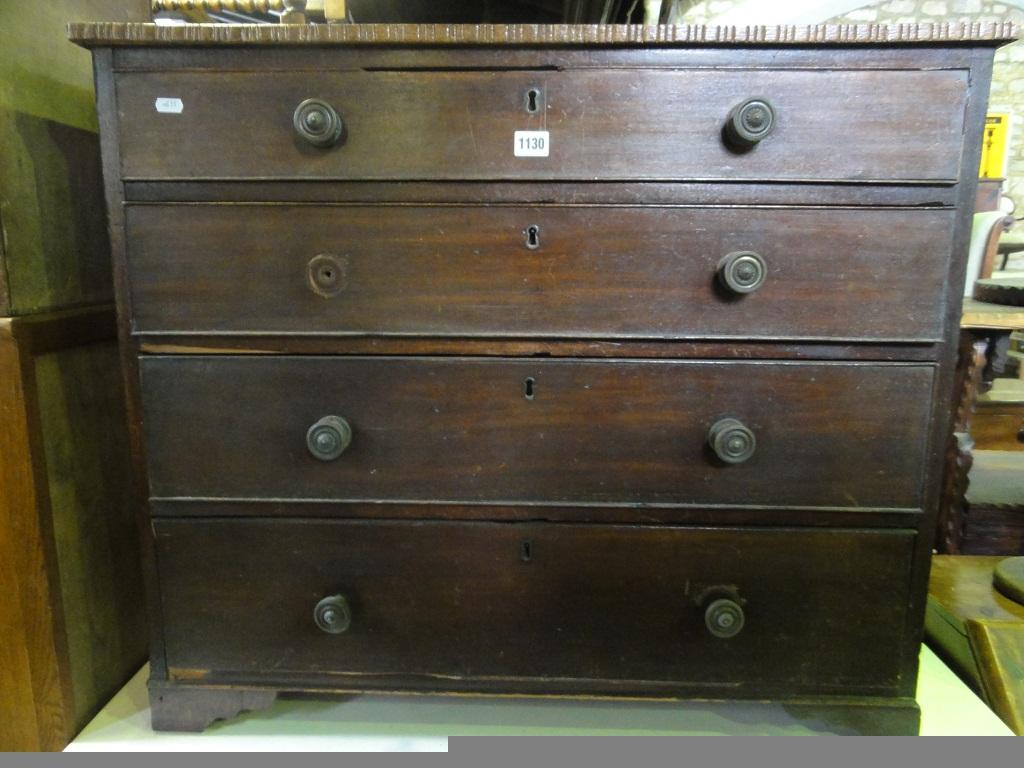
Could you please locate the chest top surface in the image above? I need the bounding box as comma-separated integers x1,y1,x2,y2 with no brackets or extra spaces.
68,21,1015,47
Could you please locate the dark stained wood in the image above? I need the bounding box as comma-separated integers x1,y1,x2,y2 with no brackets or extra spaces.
73,25,1008,732
92,46,172,685
148,499,923,529
109,44,980,75
901,46,997,692
937,333,989,554
144,680,921,734
114,68,967,183
148,681,276,733
974,276,1024,306
139,356,934,510
126,205,954,343
961,451,1024,555
155,519,915,698
68,21,1017,47
136,337,942,362
123,180,961,208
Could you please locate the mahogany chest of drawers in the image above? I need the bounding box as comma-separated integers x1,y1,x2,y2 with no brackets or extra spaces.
72,21,1013,734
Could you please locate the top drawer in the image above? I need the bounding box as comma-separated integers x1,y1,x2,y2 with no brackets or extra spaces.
114,68,967,182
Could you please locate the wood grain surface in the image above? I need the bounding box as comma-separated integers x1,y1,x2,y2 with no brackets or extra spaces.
125,205,954,342
139,356,935,510
113,68,966,182
155,519,915,697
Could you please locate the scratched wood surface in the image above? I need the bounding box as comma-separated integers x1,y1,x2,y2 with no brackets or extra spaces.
139,356,934,510
113,68,967,182
125,205,954,342
156,519,914,697
73,25,1007,732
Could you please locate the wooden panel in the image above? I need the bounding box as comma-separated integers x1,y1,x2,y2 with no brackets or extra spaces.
972,410,1024,450
114,68,966,182
33,342,147,732
126,205,954,342
975,380,1024,450
0,323,70,751
156,519,915,697
0,308,146,751
139,356,934,509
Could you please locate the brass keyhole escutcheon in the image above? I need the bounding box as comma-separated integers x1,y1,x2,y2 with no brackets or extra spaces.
307,254,348,298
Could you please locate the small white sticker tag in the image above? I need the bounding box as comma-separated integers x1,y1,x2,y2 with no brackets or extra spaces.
514,130,549,157
154,97,184,114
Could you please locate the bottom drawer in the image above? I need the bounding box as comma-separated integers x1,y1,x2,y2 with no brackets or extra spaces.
155,519,915,697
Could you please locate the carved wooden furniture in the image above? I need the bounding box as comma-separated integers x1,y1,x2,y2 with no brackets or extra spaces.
926,555,1024,734
71,21,1013,735
939,301,1024,554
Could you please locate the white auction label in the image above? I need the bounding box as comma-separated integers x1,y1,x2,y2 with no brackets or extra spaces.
514,130,549,157
154,97,184,114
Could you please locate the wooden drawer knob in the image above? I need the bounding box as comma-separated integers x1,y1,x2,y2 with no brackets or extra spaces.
724,98,776,148
708,418,756,464
306,415,352,461
704,597,745,639
717,251,766,294
294,98,344,148
314,594,352,634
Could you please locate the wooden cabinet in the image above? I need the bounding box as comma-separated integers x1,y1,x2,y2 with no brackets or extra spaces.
72,20,1015,735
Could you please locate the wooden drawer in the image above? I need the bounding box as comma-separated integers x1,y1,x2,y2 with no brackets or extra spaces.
155,519,914,696
139,356,933,510
126,205,954,343
114,68,966,182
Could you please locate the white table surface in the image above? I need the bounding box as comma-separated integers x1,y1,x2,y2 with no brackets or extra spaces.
65,645,1012,750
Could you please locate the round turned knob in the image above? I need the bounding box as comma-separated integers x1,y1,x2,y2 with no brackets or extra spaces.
724,98,776,148
306,415,352,461
704,597,745,639
314,594,351,634
293,98,344,148
708,418,756,464
717,251,767,294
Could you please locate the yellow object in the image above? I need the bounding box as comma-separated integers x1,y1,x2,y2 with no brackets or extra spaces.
980,113,1010,178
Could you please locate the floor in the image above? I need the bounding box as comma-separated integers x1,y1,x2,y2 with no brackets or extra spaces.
65,645,1012,750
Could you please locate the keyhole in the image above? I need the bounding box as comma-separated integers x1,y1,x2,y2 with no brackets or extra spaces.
526,88,540,113
525,225,540,250
520,540,533,562
523,377,535,400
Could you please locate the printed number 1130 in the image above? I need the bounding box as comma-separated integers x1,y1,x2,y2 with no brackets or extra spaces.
514,130,550,157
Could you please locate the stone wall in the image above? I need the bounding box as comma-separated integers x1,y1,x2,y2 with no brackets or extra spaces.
671,0,1024,206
